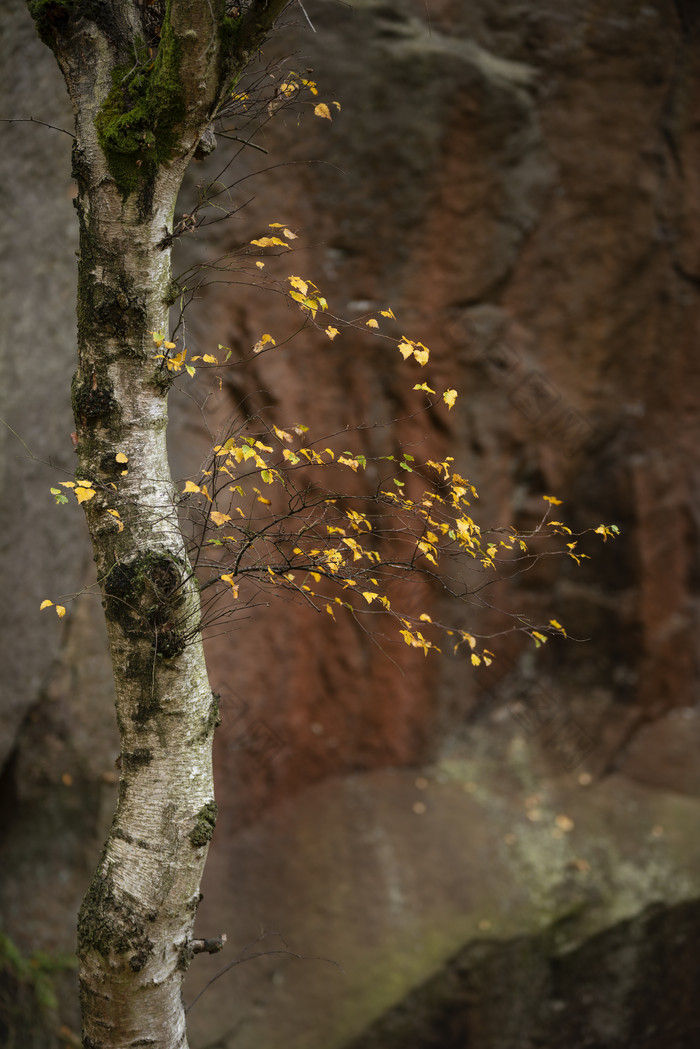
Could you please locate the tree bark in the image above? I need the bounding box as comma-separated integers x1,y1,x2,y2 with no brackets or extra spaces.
25,1,287,1046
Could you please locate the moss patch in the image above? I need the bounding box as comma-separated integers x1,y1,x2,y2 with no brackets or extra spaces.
71,369,118,427
27,0,71,44
189,801,218,847
77,864,154,964
177,941,194,972
95,7,186,198
29,0,120,51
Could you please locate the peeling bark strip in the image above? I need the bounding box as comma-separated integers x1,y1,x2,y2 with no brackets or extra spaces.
27,2,288,1047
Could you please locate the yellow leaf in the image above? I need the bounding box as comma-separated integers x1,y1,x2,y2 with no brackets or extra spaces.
333,101,341,111
75,487,96,504
380,308,395,319
288,275,309,296
115,452,128,464
40,599,53,610
443,389,458,409
55,605,66,618
414,383,436,395
164,341,176,350
255,261,265,269
253,333,276,354
273,425,293,444
251,236,289,248
221,573,239,598
210,512,232,527
183,480,202,494
165,348,187,371
257,495,271,505
202,354,218,364
414,348,430,366
471,653,481,666
283,228,297,239
325,603,335,618
543,495,562,505
397,340,413,360
314,103,332,120
59,481,76,488
325,326,340,340
419,613,432,623
365,318,379,328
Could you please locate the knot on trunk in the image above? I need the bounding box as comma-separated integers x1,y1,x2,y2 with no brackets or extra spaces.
104,551,188,658
193,126,217,161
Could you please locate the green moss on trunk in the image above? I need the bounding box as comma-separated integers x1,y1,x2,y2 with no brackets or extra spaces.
95,6,185,198
189,801,218,847
78,865,155,962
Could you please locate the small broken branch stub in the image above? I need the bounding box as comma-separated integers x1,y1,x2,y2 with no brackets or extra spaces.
191,934,227,955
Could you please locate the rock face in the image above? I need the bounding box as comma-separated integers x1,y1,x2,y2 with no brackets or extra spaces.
169,0,700,829
345,900,700,1049
0,0,85,770
186,739,700,1049
2,0,700,1047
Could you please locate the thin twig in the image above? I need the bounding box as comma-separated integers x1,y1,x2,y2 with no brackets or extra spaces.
296,0,316,31
0,116,75,139
216,133,269,154
185,930,341,1014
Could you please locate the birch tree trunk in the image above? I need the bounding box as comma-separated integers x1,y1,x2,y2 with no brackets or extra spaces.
27,2,287,1046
